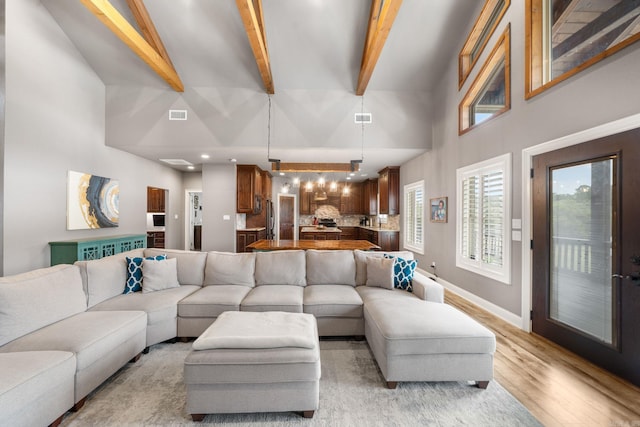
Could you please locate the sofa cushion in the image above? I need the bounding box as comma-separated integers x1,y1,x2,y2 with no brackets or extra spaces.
75,249,144,308
142,258,180,293
255,250,306,286
124,254,166,294
178,285,251,318
384,255,417,292
241,285,304,312
356,285,421,304
365,257,395,289
204,252,255,287
354,250,414,286
144,248,207,286
0,311,147,371
0,265,87,347
90,285,199,325
305,250,356,286
303,285,363,318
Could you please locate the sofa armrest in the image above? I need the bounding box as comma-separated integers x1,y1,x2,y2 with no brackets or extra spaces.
412,272,444,303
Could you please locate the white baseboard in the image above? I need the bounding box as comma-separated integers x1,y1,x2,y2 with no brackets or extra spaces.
416,268,523,329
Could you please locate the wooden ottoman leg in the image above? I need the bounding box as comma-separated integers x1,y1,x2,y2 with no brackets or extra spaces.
302,410,315,418
191,414,206,422
476,380,490,389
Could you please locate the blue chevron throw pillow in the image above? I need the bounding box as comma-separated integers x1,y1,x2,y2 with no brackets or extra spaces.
124,254,167,294
384,254,417,292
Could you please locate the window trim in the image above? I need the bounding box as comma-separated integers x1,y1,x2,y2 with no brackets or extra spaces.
525,0,640,99
403,180,424,254
459,25,511,135
459,0,511,89
456,153,511,284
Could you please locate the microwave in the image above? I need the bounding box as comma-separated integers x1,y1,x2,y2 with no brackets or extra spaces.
152,214,165,227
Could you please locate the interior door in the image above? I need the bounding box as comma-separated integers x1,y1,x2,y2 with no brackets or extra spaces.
532,128,640,386
279,195,295,240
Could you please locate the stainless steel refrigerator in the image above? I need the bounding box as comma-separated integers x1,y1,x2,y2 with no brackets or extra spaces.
265,199,275,239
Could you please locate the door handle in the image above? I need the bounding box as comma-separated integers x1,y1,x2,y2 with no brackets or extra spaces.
612,273,640,283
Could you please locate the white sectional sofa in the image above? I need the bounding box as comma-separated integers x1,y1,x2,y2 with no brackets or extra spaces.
0,247,495,425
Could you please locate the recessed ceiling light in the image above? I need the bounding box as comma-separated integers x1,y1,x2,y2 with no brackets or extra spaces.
187,165,195,170
361,173,368,177
201,154,210,159
279,172,285,176
349,172,355,176
346,176,352,180
229,158,237,163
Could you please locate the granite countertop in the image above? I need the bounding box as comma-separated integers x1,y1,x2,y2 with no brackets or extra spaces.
237,227,266,232
301,226,342,233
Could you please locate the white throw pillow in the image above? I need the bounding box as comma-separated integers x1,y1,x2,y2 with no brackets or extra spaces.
365,257,395,289
142,258,180,293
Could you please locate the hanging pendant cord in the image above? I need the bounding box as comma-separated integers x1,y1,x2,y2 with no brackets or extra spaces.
361,97,365,161
267,95,272,160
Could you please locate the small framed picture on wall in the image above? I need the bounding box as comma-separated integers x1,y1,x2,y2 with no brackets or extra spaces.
430,197,448,223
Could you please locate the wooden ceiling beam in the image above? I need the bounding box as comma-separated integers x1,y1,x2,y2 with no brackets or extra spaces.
80,0,184,92
356,0,403,96
273,163,359,173
236,0,275,94
125,0,175,69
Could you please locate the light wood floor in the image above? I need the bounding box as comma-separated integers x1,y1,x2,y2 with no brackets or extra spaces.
445,290,640,427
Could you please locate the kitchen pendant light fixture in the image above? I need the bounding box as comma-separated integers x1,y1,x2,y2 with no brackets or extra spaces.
266,96,280,169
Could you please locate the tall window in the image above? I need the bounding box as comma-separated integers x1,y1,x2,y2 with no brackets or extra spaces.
404,181,424,254
456,154,511,284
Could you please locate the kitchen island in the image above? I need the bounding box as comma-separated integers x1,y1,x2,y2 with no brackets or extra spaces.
246,239,380,251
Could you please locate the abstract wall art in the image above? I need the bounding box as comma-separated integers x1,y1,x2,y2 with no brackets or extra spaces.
67,171,119,230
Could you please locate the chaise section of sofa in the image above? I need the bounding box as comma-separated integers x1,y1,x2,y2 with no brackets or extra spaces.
0,264,147,408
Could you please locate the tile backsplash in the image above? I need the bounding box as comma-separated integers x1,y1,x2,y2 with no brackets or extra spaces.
299,214,399,230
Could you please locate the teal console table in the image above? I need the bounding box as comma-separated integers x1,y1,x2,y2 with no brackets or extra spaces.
49,234,147,265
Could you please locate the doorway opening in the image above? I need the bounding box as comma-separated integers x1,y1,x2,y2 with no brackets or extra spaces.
185,190,202,251
147,186,167,249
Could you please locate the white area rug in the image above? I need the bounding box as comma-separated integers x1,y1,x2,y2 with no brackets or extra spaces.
61,340,542,426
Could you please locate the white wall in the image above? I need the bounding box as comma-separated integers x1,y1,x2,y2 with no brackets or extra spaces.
201,164,235,252
3,0,183,275
401,1,640,316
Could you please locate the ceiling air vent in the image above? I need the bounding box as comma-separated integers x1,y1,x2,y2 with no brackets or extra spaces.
354,113,372,124
160,159,193,166
169,109,188,121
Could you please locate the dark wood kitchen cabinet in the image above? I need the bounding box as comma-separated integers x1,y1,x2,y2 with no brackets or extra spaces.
377,230,399,251
261,170,272,200
236,229,266,253
378,166,400,215
339,226,357,240
237,165,263,214
147,187,165,213
340,182,362,215
362,178,378,216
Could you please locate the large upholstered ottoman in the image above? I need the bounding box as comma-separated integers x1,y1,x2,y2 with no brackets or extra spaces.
184,311,321,421
364,298,496,389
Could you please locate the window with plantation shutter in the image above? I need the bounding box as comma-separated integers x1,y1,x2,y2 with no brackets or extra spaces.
456,154,511,284
404,181,424,254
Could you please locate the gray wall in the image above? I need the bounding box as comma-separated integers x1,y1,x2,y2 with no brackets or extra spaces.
3,0,183,275
201,164,235,252
401,1,640,316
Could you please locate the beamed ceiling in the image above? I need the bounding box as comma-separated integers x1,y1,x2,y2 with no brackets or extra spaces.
42,0,482,176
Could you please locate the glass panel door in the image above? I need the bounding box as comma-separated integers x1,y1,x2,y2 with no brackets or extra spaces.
549,158,615,345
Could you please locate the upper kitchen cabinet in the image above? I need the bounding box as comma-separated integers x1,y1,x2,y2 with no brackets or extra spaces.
340,182,362,215
362,178,378,216
237,165,263,214
261,170,272,200
147,187,165,213
378,167,400,215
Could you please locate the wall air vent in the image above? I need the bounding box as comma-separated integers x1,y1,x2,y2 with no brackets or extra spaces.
169,109,188,120
354,113,372,124
159,159,193,166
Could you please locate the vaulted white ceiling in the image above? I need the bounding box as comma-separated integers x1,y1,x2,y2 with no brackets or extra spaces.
43,0,481,176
